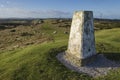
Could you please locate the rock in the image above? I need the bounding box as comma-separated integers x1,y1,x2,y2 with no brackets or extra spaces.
53,31,57,34
13,45,19,48
16,38,21,41
58,19,63,23
108,67,112,70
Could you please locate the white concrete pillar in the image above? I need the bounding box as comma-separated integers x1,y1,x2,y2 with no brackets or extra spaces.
65,11,96,66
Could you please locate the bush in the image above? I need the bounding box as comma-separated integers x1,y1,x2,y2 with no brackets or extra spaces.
0,25,6,30
20,32,33,36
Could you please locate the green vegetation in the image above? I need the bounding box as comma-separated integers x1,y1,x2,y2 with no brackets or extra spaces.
0,19,120,80
96,28,120,53
0,19,69,52
94,19,120,30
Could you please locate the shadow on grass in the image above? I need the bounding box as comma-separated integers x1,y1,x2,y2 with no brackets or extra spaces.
86,53,120,68
102,52,120,61
49,46,120,68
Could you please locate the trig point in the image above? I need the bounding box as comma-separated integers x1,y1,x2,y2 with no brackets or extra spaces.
57,11,119,77
65,11,96,66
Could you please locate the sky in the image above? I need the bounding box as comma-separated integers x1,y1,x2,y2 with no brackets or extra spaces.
0,0,120,19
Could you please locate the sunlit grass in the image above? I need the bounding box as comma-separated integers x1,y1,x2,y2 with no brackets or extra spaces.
0,27,120,80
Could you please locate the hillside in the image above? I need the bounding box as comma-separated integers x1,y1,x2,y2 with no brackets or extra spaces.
0,25,120,80
0,19,120,53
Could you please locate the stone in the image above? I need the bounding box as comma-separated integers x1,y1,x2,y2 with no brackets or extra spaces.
65,11,96,66
53,31,57,34
13,45,19,48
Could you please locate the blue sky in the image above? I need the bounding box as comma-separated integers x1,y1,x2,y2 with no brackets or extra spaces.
0,0,120,19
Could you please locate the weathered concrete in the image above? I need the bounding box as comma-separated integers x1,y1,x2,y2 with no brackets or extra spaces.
66,11,96,66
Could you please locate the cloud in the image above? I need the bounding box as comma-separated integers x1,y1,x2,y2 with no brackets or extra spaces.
0,7,119,19
93,11,120,19
6,1,10,4
0,7,72,18
0,4,4,8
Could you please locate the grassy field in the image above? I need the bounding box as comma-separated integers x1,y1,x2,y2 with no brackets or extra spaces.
96,28,120,52
95,28,120,61
0,19,120,80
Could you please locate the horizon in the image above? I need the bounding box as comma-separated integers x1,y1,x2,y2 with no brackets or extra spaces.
0,17,120,20
0,0,120,19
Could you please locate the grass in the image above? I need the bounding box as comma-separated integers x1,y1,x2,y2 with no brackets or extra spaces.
0,22,120,80
0,40,92,80
95,28,120,53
